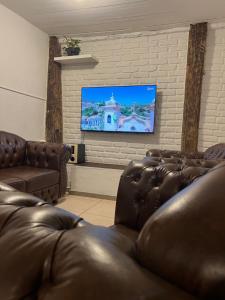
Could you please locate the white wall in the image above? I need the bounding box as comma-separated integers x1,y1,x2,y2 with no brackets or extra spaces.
68,164,123,197
62,29,189,165
0,4,49,141
198,23,225,151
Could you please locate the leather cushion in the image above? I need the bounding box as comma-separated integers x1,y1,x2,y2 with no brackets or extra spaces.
0,193,85,300
0,166,59,192
0,177,26,192
110,224,139,242
38,226,197,300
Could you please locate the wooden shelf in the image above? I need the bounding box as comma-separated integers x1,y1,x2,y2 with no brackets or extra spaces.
68,162,125,170
54,54,98,65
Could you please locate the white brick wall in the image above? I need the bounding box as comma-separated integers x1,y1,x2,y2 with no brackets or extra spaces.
62,28,189,165
198,23,225,151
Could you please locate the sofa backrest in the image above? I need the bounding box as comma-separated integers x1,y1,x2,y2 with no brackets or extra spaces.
204,143,225,160
0,131,26,168
137,161,225,299
115,158,209,231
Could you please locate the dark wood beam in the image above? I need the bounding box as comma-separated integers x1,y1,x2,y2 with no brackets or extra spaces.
181,22,208,153
46,36,63,143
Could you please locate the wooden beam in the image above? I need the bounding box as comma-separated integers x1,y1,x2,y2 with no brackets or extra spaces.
181,22,207,153
46,36,63,143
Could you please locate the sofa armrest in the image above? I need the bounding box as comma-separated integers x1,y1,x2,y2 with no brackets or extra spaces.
26,142,70,170
26,142,71,197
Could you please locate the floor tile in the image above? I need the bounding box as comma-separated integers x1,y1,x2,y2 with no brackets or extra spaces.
57,195,102,215
86,199,116,218
57,195,116,226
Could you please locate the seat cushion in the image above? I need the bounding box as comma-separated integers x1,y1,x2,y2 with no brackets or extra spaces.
0,166,59,192
0,177,26,192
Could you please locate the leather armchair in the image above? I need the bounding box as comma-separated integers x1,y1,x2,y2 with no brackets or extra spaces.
0,131,70,203
1,161,225,299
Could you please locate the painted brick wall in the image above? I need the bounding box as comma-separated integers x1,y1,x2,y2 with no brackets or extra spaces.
62,28,189,165
198,23,225,151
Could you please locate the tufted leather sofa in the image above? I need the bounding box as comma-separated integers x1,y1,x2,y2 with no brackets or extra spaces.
146,143,225,168
0,131,70,203
1,160,225,299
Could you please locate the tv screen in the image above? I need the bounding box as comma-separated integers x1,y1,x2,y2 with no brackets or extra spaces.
81,85,156,133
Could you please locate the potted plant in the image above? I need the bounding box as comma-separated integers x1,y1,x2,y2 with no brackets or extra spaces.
63,37,81,56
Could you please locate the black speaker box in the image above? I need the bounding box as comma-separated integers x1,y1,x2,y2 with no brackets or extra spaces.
69,144,85,164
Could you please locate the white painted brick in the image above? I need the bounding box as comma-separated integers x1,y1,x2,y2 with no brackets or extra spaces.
112,142,127,147
120,148,136,154
158,64,177,71
198,26,225,151
61,26,225,164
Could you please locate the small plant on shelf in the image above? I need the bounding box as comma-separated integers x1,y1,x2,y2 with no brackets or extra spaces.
63,37,81,56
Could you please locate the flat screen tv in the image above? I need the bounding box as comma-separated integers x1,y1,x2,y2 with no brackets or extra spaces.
81,85,157,133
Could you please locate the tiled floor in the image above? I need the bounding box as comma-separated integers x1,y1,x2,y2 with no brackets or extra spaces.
57,194,116,226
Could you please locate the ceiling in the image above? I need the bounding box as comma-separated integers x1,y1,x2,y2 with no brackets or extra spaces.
1,0,225,36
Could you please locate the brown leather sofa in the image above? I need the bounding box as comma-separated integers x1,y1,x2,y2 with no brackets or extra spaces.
146,143,225,159
146,143,225,168
1,160,225,299
0,131,70,203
